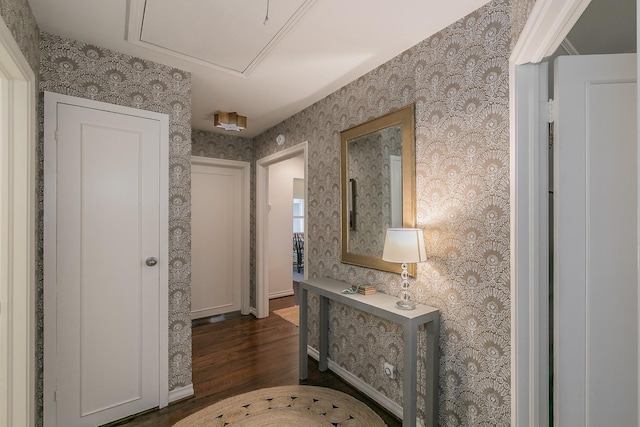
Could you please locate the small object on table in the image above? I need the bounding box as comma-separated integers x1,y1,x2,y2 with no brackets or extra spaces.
351,284,376,295
341,282,374,295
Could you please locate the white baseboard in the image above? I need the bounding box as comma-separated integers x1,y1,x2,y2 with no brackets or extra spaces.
269,289,294,299
306,347,405,420
169,384,194,403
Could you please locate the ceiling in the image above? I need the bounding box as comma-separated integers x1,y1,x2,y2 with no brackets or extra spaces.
28,0,491,137
562,0,635,55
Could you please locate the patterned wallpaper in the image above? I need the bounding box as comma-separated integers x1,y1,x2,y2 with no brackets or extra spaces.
347,126,402,256
0,0,541,424
39,32,193,401
252,0,513,424
511,0,538,49
0,0,40,72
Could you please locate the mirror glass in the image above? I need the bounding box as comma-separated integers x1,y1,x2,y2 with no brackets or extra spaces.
340,104,416,275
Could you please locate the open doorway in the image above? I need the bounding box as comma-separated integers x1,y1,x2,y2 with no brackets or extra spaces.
510,0,638,424
256,142,308,318
266,155,304,299
0,18,37,426
293,178,305,283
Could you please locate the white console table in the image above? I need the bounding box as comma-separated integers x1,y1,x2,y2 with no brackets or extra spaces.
298,277,440,427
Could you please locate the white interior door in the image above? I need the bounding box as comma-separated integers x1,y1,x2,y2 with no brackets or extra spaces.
554,53,638,426
44,95,167,426
191,159,247,318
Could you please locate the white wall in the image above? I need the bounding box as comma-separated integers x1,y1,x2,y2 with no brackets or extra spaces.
267,155,304,298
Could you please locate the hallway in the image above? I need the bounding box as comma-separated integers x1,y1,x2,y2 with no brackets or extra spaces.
113,292,401,426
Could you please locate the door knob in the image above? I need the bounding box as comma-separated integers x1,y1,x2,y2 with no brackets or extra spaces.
145,257,158,267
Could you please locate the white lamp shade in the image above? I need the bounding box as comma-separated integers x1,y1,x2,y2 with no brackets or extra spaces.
382,228,427,263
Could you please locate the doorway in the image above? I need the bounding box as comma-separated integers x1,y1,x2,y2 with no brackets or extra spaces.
510,0,638,424
256,142,308,318
190,156,250,318
0,18,36,427
43,93,170,426
266,155,304,299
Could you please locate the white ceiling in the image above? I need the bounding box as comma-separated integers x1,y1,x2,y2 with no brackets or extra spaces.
563,0,635,55
29,0,491,137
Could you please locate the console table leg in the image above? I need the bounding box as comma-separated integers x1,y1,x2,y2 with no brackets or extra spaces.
299,287,308,379
319,296,329,371
403,325,418,427
425,317,440,426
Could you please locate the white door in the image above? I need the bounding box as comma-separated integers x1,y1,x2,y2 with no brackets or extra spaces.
554,53,637,426
191,158,247,318
44,95,166,426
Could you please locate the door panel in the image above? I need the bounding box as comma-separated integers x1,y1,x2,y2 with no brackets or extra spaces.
191,162,243,318
53,102,161,426
554,53,637,426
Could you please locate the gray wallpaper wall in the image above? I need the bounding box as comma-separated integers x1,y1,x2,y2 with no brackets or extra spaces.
39,31,193,402
511,0,538,49
252,0,516,424
0,0,40,72
0,0,539,425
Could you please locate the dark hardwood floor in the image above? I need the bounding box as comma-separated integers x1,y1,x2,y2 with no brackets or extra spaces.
113,284,401,426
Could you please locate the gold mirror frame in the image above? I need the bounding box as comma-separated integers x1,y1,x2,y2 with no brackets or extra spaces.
340,104,416,276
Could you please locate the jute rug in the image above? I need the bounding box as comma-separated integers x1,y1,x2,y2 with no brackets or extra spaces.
173,385,386,426
273,305,299,327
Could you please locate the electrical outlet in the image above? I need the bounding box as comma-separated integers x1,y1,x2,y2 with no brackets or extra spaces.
383,362,397,379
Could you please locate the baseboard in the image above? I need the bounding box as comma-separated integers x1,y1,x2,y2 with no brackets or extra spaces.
306,347,404,420
269,289,295,299
169,384,194,403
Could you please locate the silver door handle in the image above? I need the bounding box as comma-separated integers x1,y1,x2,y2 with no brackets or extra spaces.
145,257,158,267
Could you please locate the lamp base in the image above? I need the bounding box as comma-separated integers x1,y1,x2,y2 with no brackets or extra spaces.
396,299,416,310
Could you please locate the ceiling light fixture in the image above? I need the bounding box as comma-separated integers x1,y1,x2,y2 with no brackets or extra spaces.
213,111,247,131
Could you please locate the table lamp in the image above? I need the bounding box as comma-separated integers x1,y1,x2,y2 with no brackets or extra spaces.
382,228,427,310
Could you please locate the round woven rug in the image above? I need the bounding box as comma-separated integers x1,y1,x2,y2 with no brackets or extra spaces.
173,385,387,427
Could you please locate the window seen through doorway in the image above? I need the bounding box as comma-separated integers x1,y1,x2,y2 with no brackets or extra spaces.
293,198,304,233
293,177,304,233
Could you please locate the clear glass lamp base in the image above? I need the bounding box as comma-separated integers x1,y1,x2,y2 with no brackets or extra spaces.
396,263,416,310
396,299,416,310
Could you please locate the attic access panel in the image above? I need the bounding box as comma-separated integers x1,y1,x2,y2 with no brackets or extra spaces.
128,0,314,76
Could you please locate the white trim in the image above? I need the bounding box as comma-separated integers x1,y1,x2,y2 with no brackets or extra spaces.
43,92,170,423
168,383,194,403
190,156,251,315
510,0,592,425
510,62,550,427
125,0,318,77
560,38,580,56
0,16,36,427
511,0,591,66
256,142,308,318
268,289,295,299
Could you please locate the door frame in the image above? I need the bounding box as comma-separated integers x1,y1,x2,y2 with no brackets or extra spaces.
191,156,251,316
43,92,170,424
509,0,621,425
0,17,36,427
255,142,308,318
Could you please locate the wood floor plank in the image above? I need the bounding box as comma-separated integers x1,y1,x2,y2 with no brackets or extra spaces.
111,291,401,427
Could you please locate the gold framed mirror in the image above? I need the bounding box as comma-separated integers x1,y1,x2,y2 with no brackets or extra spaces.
340,104,416,275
